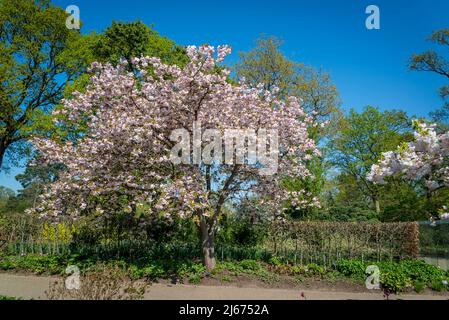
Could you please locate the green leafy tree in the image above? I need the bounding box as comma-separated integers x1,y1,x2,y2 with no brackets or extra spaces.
93,20,188,70
235,35,341,133
0,0,94,171
328,106,412,214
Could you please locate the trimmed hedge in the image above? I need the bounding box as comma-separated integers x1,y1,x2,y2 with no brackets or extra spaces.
268,221,420,264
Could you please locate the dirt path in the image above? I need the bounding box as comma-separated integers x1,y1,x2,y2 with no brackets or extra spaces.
0,273,447,300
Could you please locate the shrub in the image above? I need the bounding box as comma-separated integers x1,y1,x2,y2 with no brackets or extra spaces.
128,264,165,280
268,256,282,266
414,281,425,293
335,260,365,279
380,271,412,293
45,264,146,300
188,274,201,284
306,263,325,276
239,259,261,271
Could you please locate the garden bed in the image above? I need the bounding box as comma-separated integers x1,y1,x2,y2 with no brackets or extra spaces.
1,252,448,295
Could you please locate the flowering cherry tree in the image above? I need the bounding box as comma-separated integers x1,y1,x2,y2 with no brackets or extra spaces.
29,45,319,269
367,121,449,218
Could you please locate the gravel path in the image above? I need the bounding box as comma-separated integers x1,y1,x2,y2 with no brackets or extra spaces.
0,273,447,300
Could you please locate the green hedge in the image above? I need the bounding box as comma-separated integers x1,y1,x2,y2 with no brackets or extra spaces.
268,221,420,265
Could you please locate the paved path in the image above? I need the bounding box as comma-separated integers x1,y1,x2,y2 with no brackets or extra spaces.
0,273,447,300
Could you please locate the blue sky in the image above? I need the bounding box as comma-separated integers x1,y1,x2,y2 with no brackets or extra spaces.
1,0,448,191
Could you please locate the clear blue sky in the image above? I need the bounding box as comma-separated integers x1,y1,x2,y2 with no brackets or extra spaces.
1,0,448,191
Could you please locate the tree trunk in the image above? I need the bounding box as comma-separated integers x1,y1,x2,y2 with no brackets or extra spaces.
0,143,5,172
200,218,216,271
375,199,380,214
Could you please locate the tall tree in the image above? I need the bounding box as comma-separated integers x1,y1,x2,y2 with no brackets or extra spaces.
0,0,93,171
29,45,319,270
328,106,412,214
92,20,188,69
234,35,341,135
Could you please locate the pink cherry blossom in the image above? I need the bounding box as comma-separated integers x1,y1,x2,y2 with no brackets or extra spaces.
368,121,449,194
28,45,320,259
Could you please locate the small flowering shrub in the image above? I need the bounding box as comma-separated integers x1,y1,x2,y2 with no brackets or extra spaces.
41,222,74,243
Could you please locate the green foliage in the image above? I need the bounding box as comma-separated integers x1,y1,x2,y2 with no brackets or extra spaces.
380,271,412,293
0,186,14,200
414,281,425,293
305,263,325,275
327,106,415,217
234,35,341,129
0,0,94,169
214,260,278,282
239,259,262,271
335,259,448,293
268,256,282,266
93,20,188,68
188,274,201,284
0,254,66,274
1,249,447,293
316,202,379,222
216,212,267,247
430,279,446,292
419,221,449,256
0,295,20,300
335,259,366,279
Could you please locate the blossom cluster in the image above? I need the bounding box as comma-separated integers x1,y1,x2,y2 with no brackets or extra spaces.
367,122,449,192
